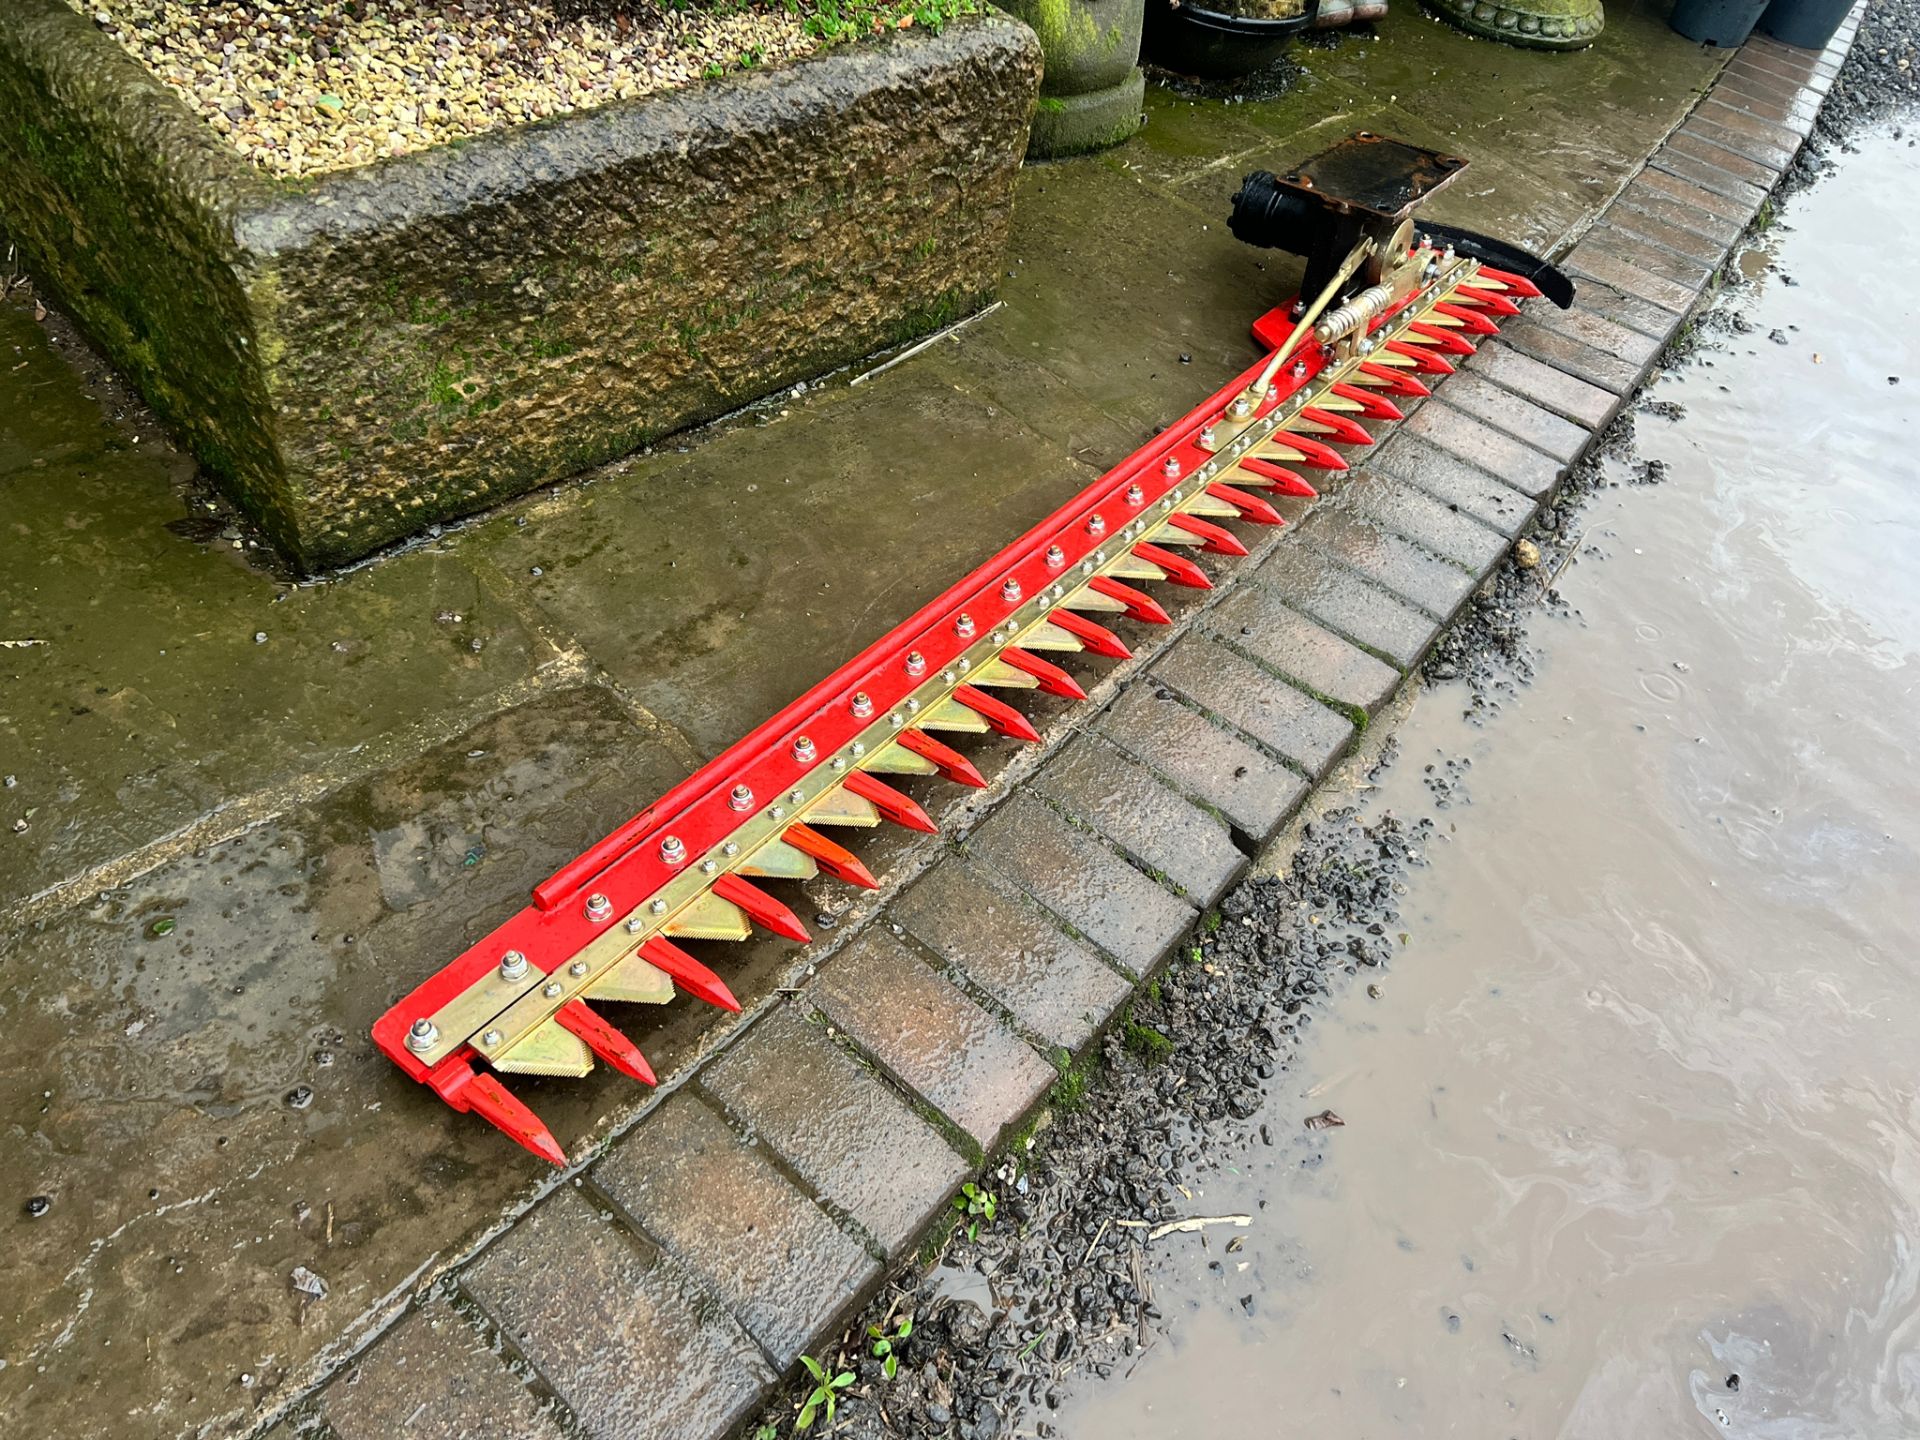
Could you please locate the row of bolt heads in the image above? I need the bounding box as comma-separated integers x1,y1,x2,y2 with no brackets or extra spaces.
401,398,1299,1055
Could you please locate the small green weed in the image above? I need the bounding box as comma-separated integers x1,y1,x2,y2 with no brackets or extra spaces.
867,1314,914,1379
953,1181,997,1240
796,1355,855,1431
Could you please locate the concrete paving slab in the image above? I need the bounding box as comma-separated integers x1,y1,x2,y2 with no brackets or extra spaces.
968,790,1197,970
1342,475,1514,577
1615,177,1748,246
593,1092,880,1367
890,858,1131,1053
1631,162,1764,226
1485,315,1647,398
1400,402,1566,501
1151,631,1355,779
811,929,1056,1151
0,685,699,1440
463,1188,772,1440
1294,508,1481,622
1363,436,1542,538
1252,543,1441,670
1468,344,1623,430
0,314,559,913
462,366,1105,764
699,1006,969,1255
1648,142,1772,210
1033,734,1246,903
322,1302,566,1440
1206,588,1402,716
1094,685,1310,839
1603,199,1740,269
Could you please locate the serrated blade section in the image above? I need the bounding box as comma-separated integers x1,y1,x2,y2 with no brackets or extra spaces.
374,245,1533,1159
557,1000,658,1086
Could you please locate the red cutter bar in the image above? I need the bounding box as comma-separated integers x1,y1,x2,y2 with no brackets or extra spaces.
373,252,1543,1163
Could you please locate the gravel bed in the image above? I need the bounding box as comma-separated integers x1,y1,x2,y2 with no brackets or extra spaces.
1815,0,1920,136
72,0,818,178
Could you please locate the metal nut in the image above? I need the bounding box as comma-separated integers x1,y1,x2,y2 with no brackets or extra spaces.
499,950,529,981
659,835,685,864
405,1018,438,1053
584,893,613,922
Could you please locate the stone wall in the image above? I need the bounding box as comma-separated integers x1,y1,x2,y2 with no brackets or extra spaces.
0,3,1042,568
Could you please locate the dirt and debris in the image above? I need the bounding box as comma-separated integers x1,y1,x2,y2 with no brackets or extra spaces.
754,779,1432,1440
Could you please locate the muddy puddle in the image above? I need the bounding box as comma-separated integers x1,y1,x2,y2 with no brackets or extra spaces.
1056,126,1920,1438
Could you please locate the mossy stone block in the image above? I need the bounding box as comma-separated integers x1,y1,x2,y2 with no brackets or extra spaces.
0,1,1042,568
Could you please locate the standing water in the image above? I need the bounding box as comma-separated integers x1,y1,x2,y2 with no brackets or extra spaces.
1060,130,1920,1435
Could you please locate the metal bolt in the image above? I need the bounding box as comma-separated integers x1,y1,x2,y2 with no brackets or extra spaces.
482,1029,502,1048
889,712,903,727
1163,456,1181,479
569,959,589,977
905,651,927,676
1087,513,1106,536
701,859,717,875
956,612,976,638
1051,584,1065,600
830,757,846,771
771,805,785,820
723,840,741,856
1002,577,1022,603
499,950,529,981
659,835,685,864
958,657,971,672
650,898,669,914
1045,544,1065,568
789,788,804,804
851,691,874,718
543,981,564,998
906,697,921,713
850,741,865,757
405,1018,438,1053
1080,561,1094,577
942,669,955,683
730,782,755,811
792,735,817,762
1125,484,1144,506
585,893,613,922
1230,395,1253,419
625,917,644,934
1291,359,1308,379
1095,549,1108,564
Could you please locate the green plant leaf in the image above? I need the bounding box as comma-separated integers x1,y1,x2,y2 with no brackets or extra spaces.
830,1371,856,1389
800,1355,826,1384
898,1316,913,1338
884,1352,898,1380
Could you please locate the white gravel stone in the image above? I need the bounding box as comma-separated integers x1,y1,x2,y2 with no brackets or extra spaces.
71,0,820,179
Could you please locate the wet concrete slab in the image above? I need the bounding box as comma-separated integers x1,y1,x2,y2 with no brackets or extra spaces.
0,304,563,913
592,1092,879,1367
890,858,1132,1053
0,686,714,1440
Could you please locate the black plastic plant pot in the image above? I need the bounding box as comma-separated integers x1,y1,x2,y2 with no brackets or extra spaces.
1143,0,1322,80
